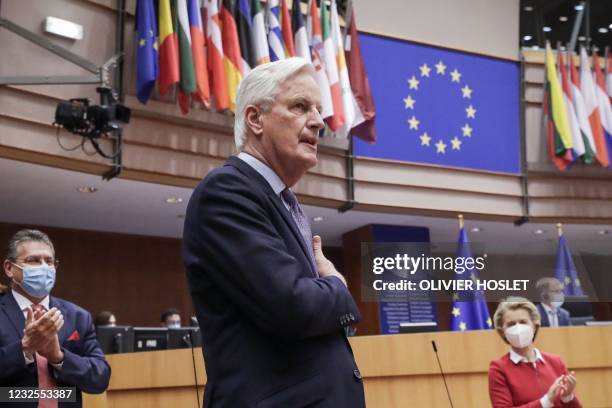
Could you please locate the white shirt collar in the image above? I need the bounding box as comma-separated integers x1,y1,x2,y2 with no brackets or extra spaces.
237,152,286,195
509,347,545,365
541,303,556,313
12,288,50,314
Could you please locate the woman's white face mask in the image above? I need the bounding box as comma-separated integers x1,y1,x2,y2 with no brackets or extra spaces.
504,323,534,348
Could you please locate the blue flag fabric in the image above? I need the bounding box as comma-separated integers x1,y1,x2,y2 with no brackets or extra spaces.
136,0,159,104
555,235,584,296
450,228,492,331
353,33,520,174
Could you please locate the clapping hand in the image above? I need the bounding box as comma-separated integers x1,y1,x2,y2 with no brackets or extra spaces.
21,307,64,361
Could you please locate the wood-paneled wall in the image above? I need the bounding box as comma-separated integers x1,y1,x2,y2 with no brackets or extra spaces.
0,222,351,327
0,222,191,327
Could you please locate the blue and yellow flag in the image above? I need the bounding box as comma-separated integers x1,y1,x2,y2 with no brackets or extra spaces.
354,34,520,173
450,226,492,331
555,233,584,296
136,0,159,104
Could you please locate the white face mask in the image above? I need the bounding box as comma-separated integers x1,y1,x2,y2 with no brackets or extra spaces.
504,323,534,348
550,293,565,309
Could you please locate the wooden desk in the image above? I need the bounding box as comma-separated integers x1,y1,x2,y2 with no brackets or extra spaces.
84,326,612,407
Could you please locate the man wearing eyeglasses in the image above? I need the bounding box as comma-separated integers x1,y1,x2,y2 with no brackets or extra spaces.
0,229,110,407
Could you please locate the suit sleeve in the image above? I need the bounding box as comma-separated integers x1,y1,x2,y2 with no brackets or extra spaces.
0,340,29,381
56,312,110,394
488,360,544,408
185,172,360,341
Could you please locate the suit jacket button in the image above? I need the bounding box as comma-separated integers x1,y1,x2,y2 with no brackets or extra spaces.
353,369,362,380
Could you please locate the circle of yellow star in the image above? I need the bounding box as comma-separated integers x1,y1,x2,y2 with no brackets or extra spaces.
462,123,473,137
575,278,581,287
139,38,146,47
451,137,462,150
435,139,447,154
420,132,431,146
419,63,431,77
450,69,462,82
452,307,461,317
466,105,476,119
408,75,420,90
435,60,447,74
565,276,571,285
461,85,473,98
459,321,467,331
407,116,420,130
487,318,493,328
153,40,159,51
403,95,416,109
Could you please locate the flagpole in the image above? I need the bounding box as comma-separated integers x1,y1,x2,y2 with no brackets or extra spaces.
458,214,464,230
556,223,563,237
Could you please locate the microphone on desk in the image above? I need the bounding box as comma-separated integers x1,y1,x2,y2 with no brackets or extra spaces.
431,340,455,408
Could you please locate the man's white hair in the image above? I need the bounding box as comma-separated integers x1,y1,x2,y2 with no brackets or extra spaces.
234,57,315,151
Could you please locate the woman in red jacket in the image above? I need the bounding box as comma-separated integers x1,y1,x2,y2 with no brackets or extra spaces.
488,297,581,408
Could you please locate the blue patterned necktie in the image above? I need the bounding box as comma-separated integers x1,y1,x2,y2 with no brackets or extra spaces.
281,188,318,276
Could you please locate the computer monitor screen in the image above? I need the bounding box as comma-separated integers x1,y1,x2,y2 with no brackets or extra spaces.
133,327,168,352
167,327,202,349
398,321,438,334
96,326,134,354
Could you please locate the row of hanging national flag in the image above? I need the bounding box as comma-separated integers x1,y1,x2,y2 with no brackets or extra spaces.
544,42,612,171
135,0,376,142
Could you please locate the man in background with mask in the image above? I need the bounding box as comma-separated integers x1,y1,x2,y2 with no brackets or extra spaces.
160,308,182,328
536,277,572,327
0,229,111,407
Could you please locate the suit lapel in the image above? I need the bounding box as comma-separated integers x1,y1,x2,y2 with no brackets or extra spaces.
538,304,550,326
0,291,26,336
49,297,71,344
227,156,317,277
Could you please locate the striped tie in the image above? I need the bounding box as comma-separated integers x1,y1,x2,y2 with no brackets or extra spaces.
281,188,318,277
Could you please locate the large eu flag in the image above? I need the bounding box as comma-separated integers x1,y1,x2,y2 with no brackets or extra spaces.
354,33,520,174
450,228,492,331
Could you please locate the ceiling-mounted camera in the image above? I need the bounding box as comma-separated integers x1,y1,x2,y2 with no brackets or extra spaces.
54,87,131,138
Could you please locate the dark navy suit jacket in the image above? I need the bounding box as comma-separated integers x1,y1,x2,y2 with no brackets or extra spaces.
537,303,572,327
183,156,365,408
0,290,111,407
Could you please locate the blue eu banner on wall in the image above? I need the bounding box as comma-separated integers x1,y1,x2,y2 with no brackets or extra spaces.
354,33,520,174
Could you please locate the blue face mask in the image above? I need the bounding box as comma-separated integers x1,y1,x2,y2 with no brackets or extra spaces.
13,263,56,298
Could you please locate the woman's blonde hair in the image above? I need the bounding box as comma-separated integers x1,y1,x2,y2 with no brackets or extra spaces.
493,297,541,344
